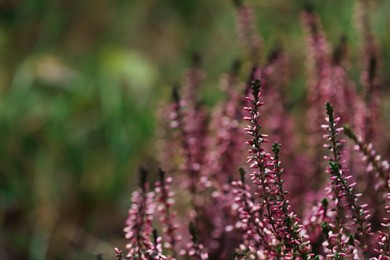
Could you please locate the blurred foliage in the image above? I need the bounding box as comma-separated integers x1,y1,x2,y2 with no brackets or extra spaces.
0,0,389,259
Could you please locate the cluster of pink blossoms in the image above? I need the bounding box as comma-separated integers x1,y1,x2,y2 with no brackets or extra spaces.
116,1,389,259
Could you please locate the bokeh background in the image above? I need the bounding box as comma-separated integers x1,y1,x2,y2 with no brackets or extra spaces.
0,0,389,259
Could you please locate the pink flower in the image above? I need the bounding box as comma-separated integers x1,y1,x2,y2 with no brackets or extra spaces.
123,168,155,259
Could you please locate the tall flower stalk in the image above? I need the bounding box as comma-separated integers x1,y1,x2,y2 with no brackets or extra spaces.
155,169,180,257
123,167,155,259
243,79,311,258
323,103,372,258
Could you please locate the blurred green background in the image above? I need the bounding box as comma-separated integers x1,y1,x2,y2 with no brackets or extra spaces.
0,0,389,259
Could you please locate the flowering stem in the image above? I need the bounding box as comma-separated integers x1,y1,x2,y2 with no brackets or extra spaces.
124,167,155,258
246,80,281,241
156,168,178,256
238,168,270,249
244,79,311,258
325,103,371,257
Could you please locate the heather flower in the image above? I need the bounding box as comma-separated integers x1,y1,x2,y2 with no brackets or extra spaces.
123,167,155,259
270,143,312,254
130,2,390,259
155,169,180,256
301,11,368,214
322,103,372,257
243,79,312,258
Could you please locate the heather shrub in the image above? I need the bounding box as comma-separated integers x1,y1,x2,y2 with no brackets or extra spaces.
117,1,389,259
